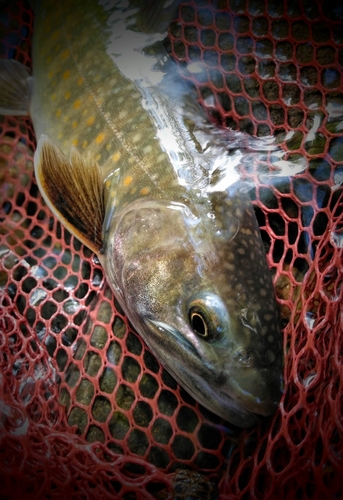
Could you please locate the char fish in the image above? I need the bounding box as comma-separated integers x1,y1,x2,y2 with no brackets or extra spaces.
0,0,283,427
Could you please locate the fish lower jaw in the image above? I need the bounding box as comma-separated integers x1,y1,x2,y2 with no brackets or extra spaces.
224,386,280,419
213,390,261,427
173,374,262,428
139,318,276,427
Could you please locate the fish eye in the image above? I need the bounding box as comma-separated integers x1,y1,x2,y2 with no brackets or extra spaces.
189,309,208,338
187,292,228,342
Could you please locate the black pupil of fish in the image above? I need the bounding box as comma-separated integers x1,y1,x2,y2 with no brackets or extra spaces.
190,311,208,337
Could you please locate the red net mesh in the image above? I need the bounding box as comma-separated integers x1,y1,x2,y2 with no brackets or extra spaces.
0,1,342,498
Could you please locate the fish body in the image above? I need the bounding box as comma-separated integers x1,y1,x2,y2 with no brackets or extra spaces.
0,0,283,427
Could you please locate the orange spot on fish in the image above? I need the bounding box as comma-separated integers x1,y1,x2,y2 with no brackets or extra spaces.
56,109,61,118
65,91,71,100
72,139,78,146
61,49,69,59
78,76,84,86
73,99,81,110
95,132,105,144
140,187,150,196
123,175,133,187
63,70,70,80
87,116,95,126
112,151,121,162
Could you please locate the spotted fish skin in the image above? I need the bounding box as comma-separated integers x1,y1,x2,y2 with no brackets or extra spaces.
1,0,283,427
30,0,184,205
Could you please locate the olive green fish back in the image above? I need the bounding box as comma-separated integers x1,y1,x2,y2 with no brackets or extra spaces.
31,0,182,208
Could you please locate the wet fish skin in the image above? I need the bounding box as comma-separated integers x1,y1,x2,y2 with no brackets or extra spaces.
0,0,283,427
103,194,283,426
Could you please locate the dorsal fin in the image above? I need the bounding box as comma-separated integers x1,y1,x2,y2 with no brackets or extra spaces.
34,135,104,254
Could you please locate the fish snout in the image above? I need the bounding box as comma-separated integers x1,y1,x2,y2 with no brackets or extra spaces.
229,363,283,417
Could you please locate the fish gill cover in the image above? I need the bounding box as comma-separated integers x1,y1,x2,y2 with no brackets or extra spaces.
0,0,342,499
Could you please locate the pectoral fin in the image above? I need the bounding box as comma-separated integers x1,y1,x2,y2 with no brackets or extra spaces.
0,59,32,116
34,135,105,254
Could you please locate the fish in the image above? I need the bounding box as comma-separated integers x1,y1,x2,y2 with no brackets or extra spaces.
0,0,283,428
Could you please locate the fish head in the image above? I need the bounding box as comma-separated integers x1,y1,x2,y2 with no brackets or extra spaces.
102,192,283,428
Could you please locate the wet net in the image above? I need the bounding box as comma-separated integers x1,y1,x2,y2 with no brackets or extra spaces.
0,0,342,498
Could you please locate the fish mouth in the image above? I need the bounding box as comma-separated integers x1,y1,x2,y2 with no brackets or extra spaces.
144,318,199,357
143,318,270,427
